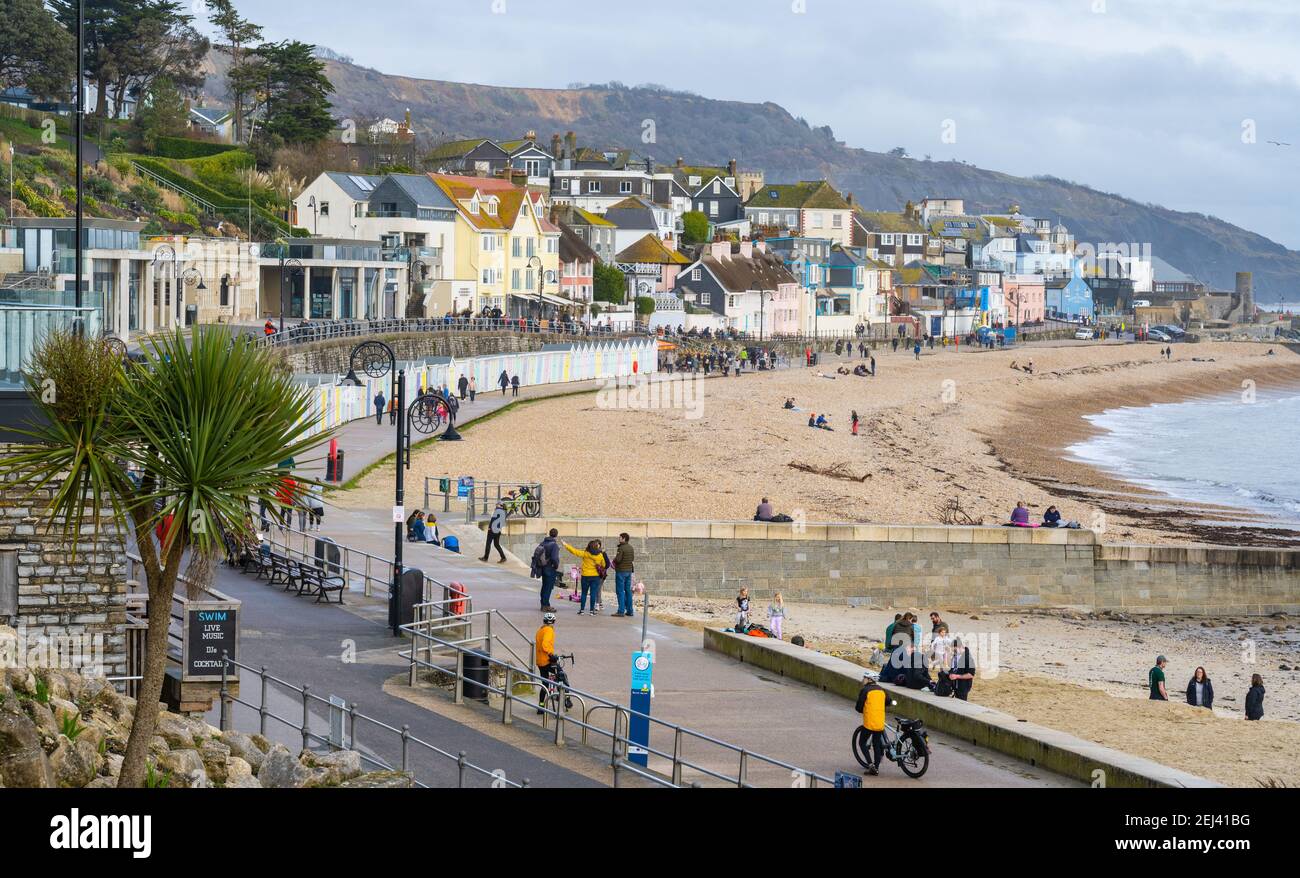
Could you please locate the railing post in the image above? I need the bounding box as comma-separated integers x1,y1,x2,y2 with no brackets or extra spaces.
218,653,231,732
502,667,513,725
737,750,748,788
454,650,465,705
348,702,359,752
672,728,683,787
400,725,410,772
457,751,467,788
408,634,417,687
613,759,622,788
258,666,269,736
300,685,311,752
553,694,565,747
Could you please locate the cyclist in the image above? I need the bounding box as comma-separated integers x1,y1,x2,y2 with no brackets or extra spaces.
854,672,888,776
534,612,572,714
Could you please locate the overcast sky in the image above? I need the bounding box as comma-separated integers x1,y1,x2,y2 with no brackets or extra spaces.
212,0,1300,248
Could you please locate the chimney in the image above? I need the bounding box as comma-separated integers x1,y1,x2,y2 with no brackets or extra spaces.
738,239,753,259
566,131,577,156
645,157,653,175
753,239,767,255
709,241,731,262
551,133,562,158
405,108,412,129
676,157,684,168
846,192,854,206
728,159,737,178
525,129,537,141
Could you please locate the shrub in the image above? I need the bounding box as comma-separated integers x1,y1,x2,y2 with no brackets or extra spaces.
15,178,66,217
58,711,85,741
153,135,238,160
636,295,656,316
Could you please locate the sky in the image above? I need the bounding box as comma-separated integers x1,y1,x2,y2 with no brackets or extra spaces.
210,0,1300,249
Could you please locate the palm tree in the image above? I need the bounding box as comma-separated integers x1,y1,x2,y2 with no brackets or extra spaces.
0,327,328,787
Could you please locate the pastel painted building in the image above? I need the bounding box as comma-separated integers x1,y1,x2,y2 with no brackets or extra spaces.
1003,275,1046,325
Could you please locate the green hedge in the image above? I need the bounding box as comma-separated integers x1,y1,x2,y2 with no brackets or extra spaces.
153,135,239,160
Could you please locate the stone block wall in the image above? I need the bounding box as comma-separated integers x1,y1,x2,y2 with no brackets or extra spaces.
501,518,1300,616
285,333,565,376
0,463,129,675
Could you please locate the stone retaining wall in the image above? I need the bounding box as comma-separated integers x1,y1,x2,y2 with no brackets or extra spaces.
500,518,1300,615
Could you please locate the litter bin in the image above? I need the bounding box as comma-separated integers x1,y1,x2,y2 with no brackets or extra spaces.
327,449,345,482
462,649,490,702
185,304,198,327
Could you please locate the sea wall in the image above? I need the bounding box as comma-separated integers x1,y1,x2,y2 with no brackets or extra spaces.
500,518,1300,616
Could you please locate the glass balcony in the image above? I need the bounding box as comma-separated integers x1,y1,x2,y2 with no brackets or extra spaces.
1,303,102,389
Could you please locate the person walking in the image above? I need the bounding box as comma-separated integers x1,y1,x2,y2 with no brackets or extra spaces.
498,369,510,396
891,337,899,354
870,355,876,376
511,374,520,397
562,539,605,616
1149,654,1169,700
468,376,477,402
373,389,386,425
307,482,325,530
1185,666,1214,709
457,373,469,400
612,532,635,617
913,340,922,360
851,410,860,436
531,528,561,611
480,501,508,563
1245,674,1265,720
388,395,398,426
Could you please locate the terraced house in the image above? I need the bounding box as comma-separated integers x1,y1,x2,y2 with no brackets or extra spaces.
743,181,853,246
430,174,562,318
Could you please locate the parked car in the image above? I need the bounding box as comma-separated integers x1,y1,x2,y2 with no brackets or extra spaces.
1147,329,1173,342
1074,328,1094,340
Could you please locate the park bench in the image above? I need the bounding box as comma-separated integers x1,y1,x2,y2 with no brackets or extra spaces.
298,564,347,604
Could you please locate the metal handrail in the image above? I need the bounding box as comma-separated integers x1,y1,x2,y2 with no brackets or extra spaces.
401,621,831,788
217,654,526,788
254,316,649,349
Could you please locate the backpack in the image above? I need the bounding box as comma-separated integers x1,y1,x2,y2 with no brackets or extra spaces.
530,542,548,578
769,513,794,523
442,535,460,554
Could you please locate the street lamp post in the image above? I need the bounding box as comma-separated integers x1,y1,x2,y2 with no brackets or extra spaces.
344,341,405,636
75,0,84,319
151,245,206,329
528,254,544,327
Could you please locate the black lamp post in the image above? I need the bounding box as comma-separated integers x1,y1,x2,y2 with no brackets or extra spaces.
74,0,83,322
344,340,404,635
528,254,544,324
279,253,303,333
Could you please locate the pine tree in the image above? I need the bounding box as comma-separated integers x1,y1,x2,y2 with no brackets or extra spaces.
206,0,263,144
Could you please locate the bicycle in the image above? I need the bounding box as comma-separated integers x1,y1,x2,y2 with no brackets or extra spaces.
538,653,576,715
852,709,930,778
503,486,542,518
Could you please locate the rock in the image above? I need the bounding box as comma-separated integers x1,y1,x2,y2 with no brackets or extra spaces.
1280,664,1292,671
79,678,129,721
199,740,232,785
301,750,363,786
157,748,208,788
22,700,59,750
104,753,123,777
50,734,101,788
338,770,413,789
148,736,170,758
0,710,54,788
225,756,257,787
36,668,73,703
968,614,980,621
4,668,37,698
258,744,310,788
221,731,267,772
155,712,195,750
85,775,117,788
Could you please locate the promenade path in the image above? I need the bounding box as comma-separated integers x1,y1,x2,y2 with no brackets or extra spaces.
237,502,1079,788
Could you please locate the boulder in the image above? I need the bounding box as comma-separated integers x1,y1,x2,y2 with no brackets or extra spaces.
50,734,101,788
199,739,232,785
148,736,170,758
36,668,73,703
224,756,259,788
22,700,59,750
79,678,129,721
0,710,54,788
157,748,208,788
104,753,124,777
221,731,267,772
154,712,195,750
258,744,310,788
301,750,363,786
85,775,117,788
4,668,37,698
338,770,413,789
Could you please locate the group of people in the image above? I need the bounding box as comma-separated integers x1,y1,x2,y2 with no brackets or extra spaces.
732,587,789,639
877,609,977,700
1148,655,1266,720
1008,501,1076,528
528,528,639,618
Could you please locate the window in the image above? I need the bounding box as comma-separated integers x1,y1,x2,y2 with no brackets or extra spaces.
907,234,922,246
354,203,364,217
620,181,632,194
485,199,498,216
689,176,701,188
587,180,601,193
319,201,330,216
512,237,522,257
787,213,797,226
525,159,541,177
511,269,521,290
642,182,651,195
526,269,535,290
728,295,737,308
700,291,711,306
758,212,769,225
880,233,894,246
832,214,842,228
526,238,536,258
547,237,558,253
692,268,701,281
811,213,823,228
483,268,493,285
713,180,721,194
560,178,570,192
709,201,718,217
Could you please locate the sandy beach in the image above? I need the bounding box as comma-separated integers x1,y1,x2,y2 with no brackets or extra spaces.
647,595,1300,788
337,339,1300,546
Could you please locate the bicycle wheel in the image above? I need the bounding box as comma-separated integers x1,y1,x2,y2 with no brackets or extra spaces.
521,499,541,518
897,732,930,778
851,727,873,769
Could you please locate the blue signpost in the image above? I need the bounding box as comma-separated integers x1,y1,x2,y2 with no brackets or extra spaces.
628,650,653,766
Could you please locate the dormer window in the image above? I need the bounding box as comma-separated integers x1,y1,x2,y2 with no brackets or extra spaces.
486,198,498,216
689,176,701,188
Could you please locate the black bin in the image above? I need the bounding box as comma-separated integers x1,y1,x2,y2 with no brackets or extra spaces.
326,450,345,482
462,649,490,702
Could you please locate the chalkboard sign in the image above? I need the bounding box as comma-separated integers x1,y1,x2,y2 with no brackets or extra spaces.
184,604,239,681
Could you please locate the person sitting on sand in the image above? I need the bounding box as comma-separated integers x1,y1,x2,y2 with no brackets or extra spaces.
815,414,833,430
853,364,869,377
1042,505,1062,528
808,413,818,428
754,498,775,522
783,397,795,410
1009,501,1031,526
1024,360,1034,374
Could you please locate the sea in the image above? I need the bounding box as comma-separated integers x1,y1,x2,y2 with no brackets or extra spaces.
1067,386,1300,527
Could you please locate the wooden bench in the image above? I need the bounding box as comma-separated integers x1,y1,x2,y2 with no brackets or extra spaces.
298,564,347,604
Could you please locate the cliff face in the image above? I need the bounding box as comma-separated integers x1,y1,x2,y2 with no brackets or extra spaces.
205,57,1299,300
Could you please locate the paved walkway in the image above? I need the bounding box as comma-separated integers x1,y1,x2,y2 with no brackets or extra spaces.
257,505,1078,788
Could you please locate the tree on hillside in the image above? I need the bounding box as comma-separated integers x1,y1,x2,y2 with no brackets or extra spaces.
594,261,627,305
50,0,208,120
0,328,326,788
681,210,709,245
129,76,188,153
206,0,263,145
252,41,336,151
0,0,75,100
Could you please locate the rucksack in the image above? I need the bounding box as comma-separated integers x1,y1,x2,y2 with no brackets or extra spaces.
530,542,548,578
769,513,794,523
